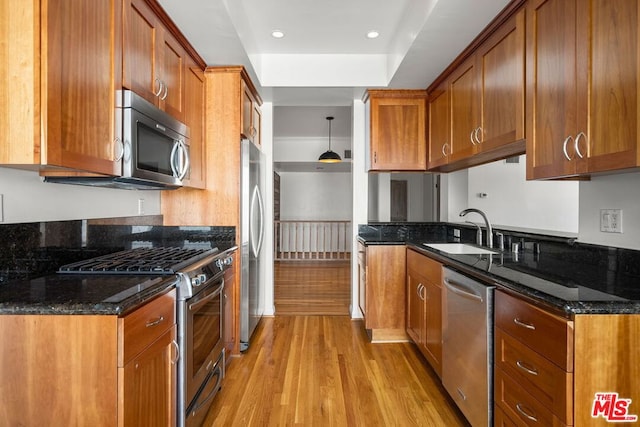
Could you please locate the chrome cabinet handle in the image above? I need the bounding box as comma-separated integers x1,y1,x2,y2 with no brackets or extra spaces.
161,81,168,100
470,129,477,145
562,135,574,160
442,142,450,157
474,127,482,144
575,132,586,158
513,317,536,330
516,360,539,376
153,78,163,97
516,403,538,422
146,315,165,328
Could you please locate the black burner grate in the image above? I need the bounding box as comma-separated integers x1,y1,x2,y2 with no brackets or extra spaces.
58,247,218,275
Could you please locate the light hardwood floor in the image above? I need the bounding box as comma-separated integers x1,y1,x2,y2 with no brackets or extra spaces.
204,316,469,426
274,261,351,315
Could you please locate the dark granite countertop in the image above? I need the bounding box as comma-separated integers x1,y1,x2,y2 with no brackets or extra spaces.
0,217,236,315
358,223,640,316
0,274,178,315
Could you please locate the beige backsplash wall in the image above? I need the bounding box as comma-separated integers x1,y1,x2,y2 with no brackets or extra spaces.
0,168,161,223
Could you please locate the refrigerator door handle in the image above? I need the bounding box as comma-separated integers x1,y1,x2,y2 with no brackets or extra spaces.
250,185,265,258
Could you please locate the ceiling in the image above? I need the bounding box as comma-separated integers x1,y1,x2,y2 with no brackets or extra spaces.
157,0,511,106
157,0,511,173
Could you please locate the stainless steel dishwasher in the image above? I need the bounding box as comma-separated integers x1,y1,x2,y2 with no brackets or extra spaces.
442,267,495,427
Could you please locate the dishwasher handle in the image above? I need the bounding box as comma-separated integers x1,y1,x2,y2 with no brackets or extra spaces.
443,277,484,302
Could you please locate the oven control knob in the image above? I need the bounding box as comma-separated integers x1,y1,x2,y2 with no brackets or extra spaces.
224,257,233,266
191,277,201,287
215,259,224,269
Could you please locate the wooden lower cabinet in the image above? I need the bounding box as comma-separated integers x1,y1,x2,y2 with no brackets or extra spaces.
0,289,177,426
495,290,640,427
360,244,407,342
406,248,442,377
223,252,237,362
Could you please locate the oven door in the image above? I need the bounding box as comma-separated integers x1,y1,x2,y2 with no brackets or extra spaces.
185,275,225,404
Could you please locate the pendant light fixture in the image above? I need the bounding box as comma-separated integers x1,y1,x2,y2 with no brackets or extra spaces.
318,116,342,163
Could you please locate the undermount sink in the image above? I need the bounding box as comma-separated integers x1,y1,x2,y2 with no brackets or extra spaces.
422,243,498,255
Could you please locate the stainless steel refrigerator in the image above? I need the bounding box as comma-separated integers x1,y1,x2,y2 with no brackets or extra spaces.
240,139,264,351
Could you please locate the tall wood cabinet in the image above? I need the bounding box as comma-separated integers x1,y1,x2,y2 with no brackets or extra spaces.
526,0,640,179
162,66,262,355
406,249,443,377
0,289,177,426
0,0,121,175
365,90,428,171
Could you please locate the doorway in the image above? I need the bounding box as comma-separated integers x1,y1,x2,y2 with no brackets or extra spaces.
390,179,408,222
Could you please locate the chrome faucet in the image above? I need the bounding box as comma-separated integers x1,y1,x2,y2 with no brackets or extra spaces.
459,208,493,248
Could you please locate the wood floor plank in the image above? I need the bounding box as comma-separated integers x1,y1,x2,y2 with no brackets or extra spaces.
275,261,351,315
204,316,469,426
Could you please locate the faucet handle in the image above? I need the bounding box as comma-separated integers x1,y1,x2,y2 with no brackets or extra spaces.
495,232,504,251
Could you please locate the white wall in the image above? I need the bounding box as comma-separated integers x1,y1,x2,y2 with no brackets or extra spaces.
465,156,579,232
351,99,367,319
279,172,352,220
579,172,640,250
443,155,580,233
0,167,161,223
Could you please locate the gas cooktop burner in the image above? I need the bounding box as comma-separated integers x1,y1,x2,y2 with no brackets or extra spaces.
58,247,219,275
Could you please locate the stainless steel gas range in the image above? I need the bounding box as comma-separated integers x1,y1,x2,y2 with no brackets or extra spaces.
59,246,235,427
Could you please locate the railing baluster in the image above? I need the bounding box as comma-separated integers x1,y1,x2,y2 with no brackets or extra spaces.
274,220,352,262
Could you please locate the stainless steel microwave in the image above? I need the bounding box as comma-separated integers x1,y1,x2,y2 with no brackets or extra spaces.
120,90,190,188
45,90,190,190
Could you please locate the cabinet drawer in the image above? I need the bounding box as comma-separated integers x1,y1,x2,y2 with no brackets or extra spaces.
495,368,568,427
495,328,573,424
119,289,176,366
494,405,519,427
495,291,573,370
407,249,442,284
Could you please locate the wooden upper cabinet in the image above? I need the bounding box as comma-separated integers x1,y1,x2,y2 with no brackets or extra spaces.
241,80,262,145
366,90,428,171
182,56,206,189
124,0,185,121
527,0,640,179
449,57,479,163
476,8,525,152
1,0,121,175
427,5,525,172
428,81,451,169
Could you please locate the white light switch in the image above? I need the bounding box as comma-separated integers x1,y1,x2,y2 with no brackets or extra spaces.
600,209,623,233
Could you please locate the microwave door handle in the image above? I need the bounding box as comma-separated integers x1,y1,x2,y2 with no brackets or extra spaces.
170,140,180,178
178,139,190,180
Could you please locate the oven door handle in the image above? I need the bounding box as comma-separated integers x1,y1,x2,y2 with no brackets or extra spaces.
188,279,224,312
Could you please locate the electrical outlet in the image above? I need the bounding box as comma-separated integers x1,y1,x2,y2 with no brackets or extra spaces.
138,198,145,215
453,229,461,238
600,209,623,233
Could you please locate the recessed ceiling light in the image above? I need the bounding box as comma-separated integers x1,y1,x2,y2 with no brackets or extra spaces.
366,30,380,39
271,30,285,39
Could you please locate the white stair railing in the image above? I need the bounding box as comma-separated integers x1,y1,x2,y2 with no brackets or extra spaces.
274,220,351,261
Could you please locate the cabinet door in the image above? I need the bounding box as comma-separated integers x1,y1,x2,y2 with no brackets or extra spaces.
579,0,640,174
252,102,262,146
369,94,427,171
223,258,236,357
476,8,525,152
449,57,479,163
424,280,442,376
406,269,425,345
365,245,406,331
183,58,206,189
44,0,121,175
158,28,185,121
428,82,451,170
526,0,579,179
241,81,255,142
121,326,177,427
357,243,366,318
123,0,160,105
